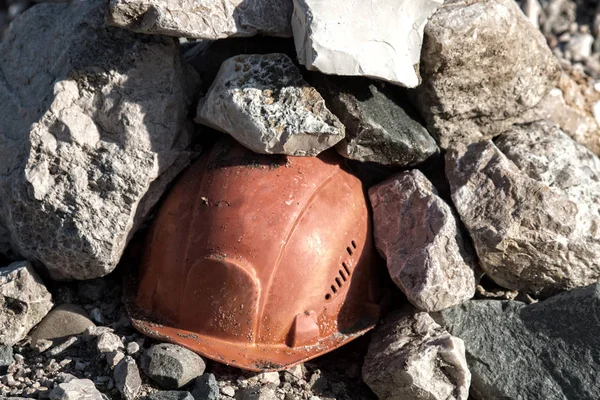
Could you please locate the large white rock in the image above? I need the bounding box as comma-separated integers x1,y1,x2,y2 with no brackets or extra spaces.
363,310,471,400
291,0,443,88
107,0,293,40
196,53,344,156
0,261,53,346
0,0,198,280
369,170,478,311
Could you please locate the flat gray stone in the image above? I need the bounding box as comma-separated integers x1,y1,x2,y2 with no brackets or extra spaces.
446,121,600,296
31,304,94,349
49,378,103,400
141,343,206,390
0,0,198,280
114,356,142,400
309,75,438,166
363,310,470,400
107,0,293,40
437,283,600,400
145,391,194,400
292,0,443,87
196,53,344,156
0,261,53,345
414,0,560,149
369,170,478,311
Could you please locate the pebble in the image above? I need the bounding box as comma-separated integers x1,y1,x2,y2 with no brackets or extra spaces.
257,372,280,386
126,341,141,356
89,308,104,325
96,332,124,354
47,337,79,357
0,344,14,373
30,304,95,349
221,386,236,397
114,356,142,400
140,343,206,390
106,350,125,368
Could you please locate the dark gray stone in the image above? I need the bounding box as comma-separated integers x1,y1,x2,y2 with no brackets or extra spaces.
145,391,194,400
191,373,220,400
310,75,438,166
140,344,206,390
0,344,13,373
437,283,600,400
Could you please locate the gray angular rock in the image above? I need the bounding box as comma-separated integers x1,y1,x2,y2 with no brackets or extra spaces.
141,343,206,390
191,373,220,400
196,53,344,156
107,0,293,40
369,170,478,311
238,387,277,400
414,0,561,149
0,261,53,345
437,283,600,400
446,121,600,296
0,345,13,373
0,0,198,280
363,310,470,400
31,304,94,349
309,76,438,166
96,332,124,354
49,378,103,400
114,356,142,400
145,391,194,400
291,0,443,88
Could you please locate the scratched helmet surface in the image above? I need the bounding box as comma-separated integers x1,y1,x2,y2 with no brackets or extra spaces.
128,139,383,371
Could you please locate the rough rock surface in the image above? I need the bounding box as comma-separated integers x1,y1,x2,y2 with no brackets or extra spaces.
0,0,198,280
438,283,600,400
291,0,443,88
114,356,142,400
31,304,94,348
446,121,600,296
308,75,439,166
140,344,206,390
0,261,53,346
414,0,561,149
107,0,293,40
0,345,13,374
49,378,103,400
191,373,219,400
369,170,478,311
363,310,471,400
196,54,344,156
144,391,194,400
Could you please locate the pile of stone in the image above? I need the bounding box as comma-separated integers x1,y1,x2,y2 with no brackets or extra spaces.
1,0,600,399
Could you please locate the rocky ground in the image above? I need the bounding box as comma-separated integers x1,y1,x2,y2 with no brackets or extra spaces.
1,0,600,400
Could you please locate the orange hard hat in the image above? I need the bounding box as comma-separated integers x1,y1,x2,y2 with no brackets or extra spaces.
127,139,383,371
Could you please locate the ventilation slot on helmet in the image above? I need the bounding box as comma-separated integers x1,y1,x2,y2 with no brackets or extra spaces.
325,241,357,301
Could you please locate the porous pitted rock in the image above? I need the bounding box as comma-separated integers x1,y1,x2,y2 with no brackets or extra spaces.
114,356,142,400
196,54,344,156
107,0,293,40
0,0,198,280
0,261,52,345
414,0,560,149
140,343,206,390
369,170,478,311
291,0,443,87
363,310,471,400
309,75,438,166
437,283,600,400
31,304,94,349
49,378,103,400
446,121,600,296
